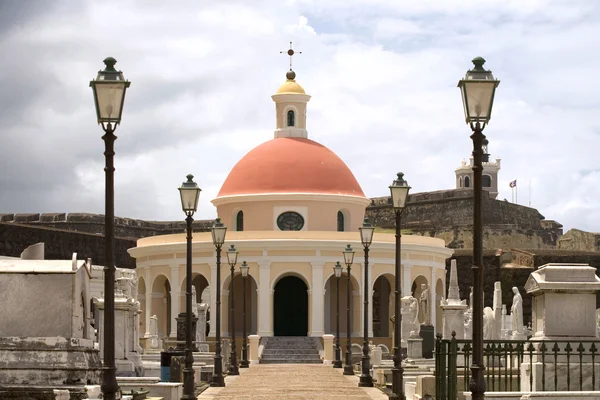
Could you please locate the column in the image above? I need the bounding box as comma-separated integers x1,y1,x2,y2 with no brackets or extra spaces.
169,265,180,337
403,263,412,297
353,290,361,337
257,262,272,336
209,262,217,338
144,268,151,336
222,289,230,336
310,263,325,337
430,268,437,332
368,264,373,338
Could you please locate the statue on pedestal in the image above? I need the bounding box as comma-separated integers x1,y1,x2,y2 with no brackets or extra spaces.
149,315,160,349
191,286,199,317
401,296,420,343
511,287,525,339
419,284,431,325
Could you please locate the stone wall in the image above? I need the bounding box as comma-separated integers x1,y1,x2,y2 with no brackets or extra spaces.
0,213,214,239
367,189,563,249
558,228,600,252
0,222,136,268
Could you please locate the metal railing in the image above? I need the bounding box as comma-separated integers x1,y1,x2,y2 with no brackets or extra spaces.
435,333,600,400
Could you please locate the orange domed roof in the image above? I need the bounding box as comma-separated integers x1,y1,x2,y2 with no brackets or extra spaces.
217,138,366,198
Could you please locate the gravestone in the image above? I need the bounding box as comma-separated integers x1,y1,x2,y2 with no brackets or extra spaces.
175,313,198,351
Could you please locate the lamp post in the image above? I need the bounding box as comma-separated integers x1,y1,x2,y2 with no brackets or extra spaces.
239,261,250,368
226,244,239,376
333,261,343,368
458,56,500,400
389,172,411,400
178,175,202,400
210,218,227,387
90,57,130,400
358,218,375,387
343,244,355,376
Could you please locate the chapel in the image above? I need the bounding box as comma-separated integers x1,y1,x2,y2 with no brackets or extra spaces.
128,67,453,348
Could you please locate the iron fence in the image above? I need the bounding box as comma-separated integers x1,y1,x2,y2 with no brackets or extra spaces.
435,333,600,400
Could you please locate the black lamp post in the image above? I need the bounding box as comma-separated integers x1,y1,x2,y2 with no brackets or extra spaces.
178,174,202,400
458,56,500,400
333,261,343,368
343,244,355,376
358,218,375,387
239,261,250,368
90,57,130,400
226,244,240,376
389,172,411,400
210,218,227,387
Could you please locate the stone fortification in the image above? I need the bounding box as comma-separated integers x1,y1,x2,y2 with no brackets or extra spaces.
558,228,600,252
0,213,213,239
366,188,563,249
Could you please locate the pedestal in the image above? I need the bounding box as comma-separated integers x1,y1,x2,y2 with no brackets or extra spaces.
176,312,198,351
407,337,423,359
419,324,434,359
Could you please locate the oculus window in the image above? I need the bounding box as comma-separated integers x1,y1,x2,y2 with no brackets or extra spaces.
277,211,304,231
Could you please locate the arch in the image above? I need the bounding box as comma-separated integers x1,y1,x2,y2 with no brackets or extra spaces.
372,274,393,337
482,175,492,188
411,275,429,325
287,109,295,127
464,176,471,188
236,210,244,231
323,271,362,336
270,270,311,292
179,273,210,313
435,278,444,333
274,276,308,336
138,276,147,336
151,274,171,337
225,273,258,336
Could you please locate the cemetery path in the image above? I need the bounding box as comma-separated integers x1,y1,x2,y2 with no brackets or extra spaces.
198,364,387,400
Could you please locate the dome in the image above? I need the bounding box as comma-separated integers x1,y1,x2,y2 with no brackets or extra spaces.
216,137,366,198
275,79,306,94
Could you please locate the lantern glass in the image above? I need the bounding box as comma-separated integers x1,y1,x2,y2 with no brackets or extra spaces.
211,218,227,247
178,174,201,213
343,244,355,266
359,218,375,248
240,261,249,278
333,261,343,278
389,172,411,210
458,57,499,124
226,244,238,267
90,57,130,124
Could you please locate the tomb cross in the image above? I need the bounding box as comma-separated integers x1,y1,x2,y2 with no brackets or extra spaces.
280,41,302,70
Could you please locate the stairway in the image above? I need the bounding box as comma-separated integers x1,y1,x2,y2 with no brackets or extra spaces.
260,337,323,364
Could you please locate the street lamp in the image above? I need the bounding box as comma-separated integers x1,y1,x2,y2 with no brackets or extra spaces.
90,56,130,400
226,244,239,376
239,261,250,368
389,172,411,400
333,261,343,369
178,174,201,400
358,218,375,387
210,218,227,387
458,56,500,400
343,244,355,376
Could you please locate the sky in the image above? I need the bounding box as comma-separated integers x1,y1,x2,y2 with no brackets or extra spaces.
0,0,599,232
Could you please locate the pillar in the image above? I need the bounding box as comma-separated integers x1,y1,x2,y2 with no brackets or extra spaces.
311,263,325,336
144,268,151,337
209,261,217,338
257,262,272,336
169,265,180,338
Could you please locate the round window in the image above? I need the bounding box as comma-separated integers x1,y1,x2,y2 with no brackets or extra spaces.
277,211,304,231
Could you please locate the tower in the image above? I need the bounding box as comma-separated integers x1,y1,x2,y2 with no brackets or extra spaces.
455,140,501,199
271,69,311,139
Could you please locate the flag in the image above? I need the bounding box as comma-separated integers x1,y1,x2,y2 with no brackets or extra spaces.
509,180,517,188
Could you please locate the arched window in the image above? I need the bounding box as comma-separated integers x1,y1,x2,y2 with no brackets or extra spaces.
337,211,344,232
287,110,295,127
482,175,492,188
236,210,244,231
464,176,471,188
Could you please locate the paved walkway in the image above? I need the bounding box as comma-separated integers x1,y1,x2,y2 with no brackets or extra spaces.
198,364,388,400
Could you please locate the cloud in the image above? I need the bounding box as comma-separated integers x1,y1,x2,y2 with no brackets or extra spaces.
0,0,598,234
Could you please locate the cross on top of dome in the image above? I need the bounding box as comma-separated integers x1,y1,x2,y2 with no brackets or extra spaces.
280,41,302,79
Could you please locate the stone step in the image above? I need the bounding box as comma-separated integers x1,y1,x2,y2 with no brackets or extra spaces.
260,337,322,364
262,349,318,355
261,353,321,359
260,358,323,364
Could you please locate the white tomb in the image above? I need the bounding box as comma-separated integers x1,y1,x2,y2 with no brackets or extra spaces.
440,260,468,339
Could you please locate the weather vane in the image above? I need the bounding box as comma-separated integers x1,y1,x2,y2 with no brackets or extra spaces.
280,41,301,70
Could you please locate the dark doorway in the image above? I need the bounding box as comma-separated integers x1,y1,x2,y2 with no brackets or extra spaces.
274,276,308,336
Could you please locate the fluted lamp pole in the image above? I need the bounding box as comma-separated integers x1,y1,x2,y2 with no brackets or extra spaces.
178,174,202,400
389,172,410,400
358,218,375,387
333,261,343,368
90,56,130,400
239,261,250,368
226,244,240,376
458,56,500,400
210,218,227,387
343,244,355,376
